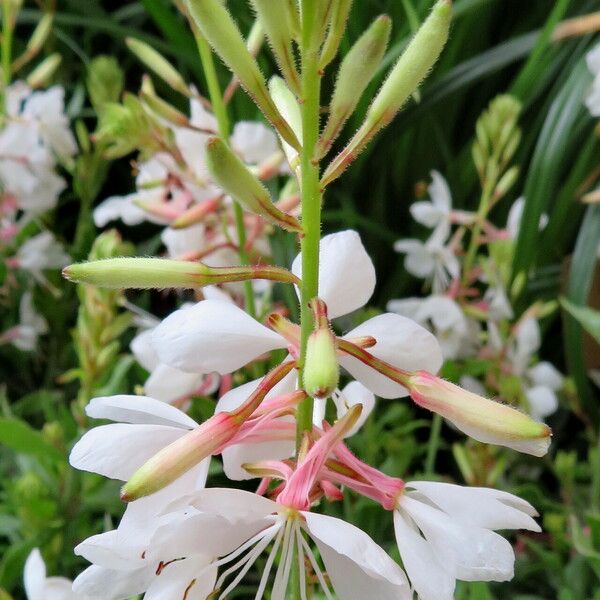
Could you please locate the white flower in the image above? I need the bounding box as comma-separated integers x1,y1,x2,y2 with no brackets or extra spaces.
508,318,563,420
9,292,48,351
131,321,218,404
16,231,70,282
134,487,411,600
387,295,475,359
394,227,460,294
24,548,77,600
230,121,279,165
393,481,540,600
69,394,210,490
152,230,443,399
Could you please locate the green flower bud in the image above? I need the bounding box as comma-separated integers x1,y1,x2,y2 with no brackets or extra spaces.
319,0,353,69
126,37,190,97
206,137,302,232
185,0,299,150
250,0,301,95
321,0,452,187
63,257,300,289
269,76,302,172
317,15,391,159
87,56,124,112
304,328,340,399
26,53,61,88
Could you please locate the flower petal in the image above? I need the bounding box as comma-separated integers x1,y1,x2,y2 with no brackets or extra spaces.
73,565,152,600
525,386,559,421
144,556,217,600
340,313,443,399
86,395,197,429
144,364,205,404
69,424,184,480
152,300,286,374
292,230,376,319
222,438,296,481
131,329,160,372
527,362,563,391
393,510,455,600
303,512,411,600
333,382,375,437
24,549,46,600
401,496,515,582
410,201,442,229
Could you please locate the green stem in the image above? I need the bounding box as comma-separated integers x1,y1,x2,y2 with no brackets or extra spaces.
296,0,322,447
195,30,257,318
424,413,442,476
0,0,14,115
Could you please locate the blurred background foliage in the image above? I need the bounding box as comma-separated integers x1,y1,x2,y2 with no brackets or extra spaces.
1,0,600,598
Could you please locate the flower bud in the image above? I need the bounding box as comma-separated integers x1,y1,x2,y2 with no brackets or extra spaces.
316,15,391,159
63,257,300,289
26,53,61,88
321,0,451,187
140,78,190,128
126,37,191,97
12,12,53,72
185,0,300,150
250,0,301,95
319,0,353,69
407,371,551,457
206,137,302,232
87,56,124,112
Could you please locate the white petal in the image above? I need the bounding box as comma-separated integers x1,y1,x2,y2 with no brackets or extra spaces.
144,556,216,600
130,328,160,372
407,482,541,532
303,512,411,599
292,230,376,319
527,362,563,391
401,496,515,582
525,386,559,420
41,578,76,600
231,121,278,164
69,423,184,480
75,530,141,570
429,171,452,212
160,224,205,258
152,300,286,374
393,510,455,600
93,194,148,228
144,364,205,404
506,197,525,239
86,395,196,429
222,438,295,480
386,297,422,320
334,382,376,437
340,313,443,399
410,201,442,228
515,318,541,360
73,565,152,600
587,43,600,74
24,549,46,600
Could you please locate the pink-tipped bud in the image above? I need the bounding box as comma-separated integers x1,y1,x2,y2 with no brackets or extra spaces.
407,371,552,457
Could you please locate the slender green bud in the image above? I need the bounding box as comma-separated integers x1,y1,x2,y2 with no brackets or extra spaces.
63,257,301,289
87,56,124,112
126,37,190,97
319,0,353,69
26,53,61,88
269,76,302,174
310,0,335,54
494,165,519,199
140,77,190,128
283,0,301,40
11,12,53,73
206,137,302,232
321,0,452,187
186,0,300,150
317,15,391,159
250,0,301,95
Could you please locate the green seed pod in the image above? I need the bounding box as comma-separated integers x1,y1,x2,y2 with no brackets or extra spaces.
186,0,300,150
206,137,302,232
317,15,391,159
304,328,340,399
26,53,61,88
319,0,353,69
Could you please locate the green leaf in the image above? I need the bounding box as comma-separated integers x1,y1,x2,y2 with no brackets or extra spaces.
561,298,600,345
0,418,62,461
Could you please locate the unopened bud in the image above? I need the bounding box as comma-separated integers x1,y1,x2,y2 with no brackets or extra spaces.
321,0,451,187
12,12,53,73
63,257,300,289
206,137,302,232
407,371,551,457
140,88,190,127
126,37,190,97
319,0,353,69
317,15,391,159
26,53,61,88
268,76,302,174
250,0,301,95
494,165,519,199
186,0,299,150
87,56,124,111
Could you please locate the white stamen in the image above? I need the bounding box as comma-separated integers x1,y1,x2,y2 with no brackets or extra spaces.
254,525,285,600
295,521,308,600
271,517,294,598
299,529,335,600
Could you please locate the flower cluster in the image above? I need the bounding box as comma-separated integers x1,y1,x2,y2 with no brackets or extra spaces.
61,2,554,599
